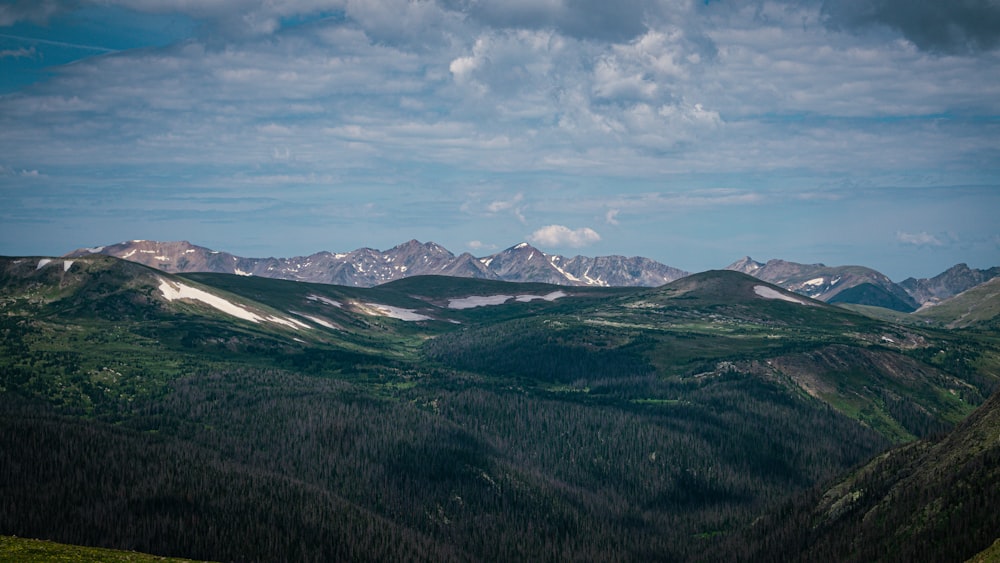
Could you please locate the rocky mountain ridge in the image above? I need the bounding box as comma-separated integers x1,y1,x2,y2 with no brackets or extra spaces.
64,241,1000,310
66,239,689,288
724,256,1000,313
901,263,1000,306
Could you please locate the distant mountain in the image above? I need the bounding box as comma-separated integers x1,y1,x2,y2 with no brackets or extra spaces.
724,257,919,312
65,239,689,288
914,277,1000,329
900,263,1000,306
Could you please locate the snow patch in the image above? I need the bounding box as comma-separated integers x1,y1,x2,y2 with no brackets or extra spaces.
158,278,308,329
36,259,52,269
154,255,169,261
293,312,340,330
804,277,825,286
448,295,513,309
359,302,431,321
307,295,343,308
548,258,581,283
515,291,567,302
185,249,196,253
234,268,252,276
754,285,810,305
122,249,137,259
480,257,494,267
449,292,567,309
63,260,74,272
267,315,311,330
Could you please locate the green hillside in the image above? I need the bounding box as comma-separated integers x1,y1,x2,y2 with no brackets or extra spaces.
729,386,1000,562
0,535,209,563
2,256,997,561
915,277,1000,329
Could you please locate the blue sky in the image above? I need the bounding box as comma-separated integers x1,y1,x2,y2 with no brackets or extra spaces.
1,0,998,280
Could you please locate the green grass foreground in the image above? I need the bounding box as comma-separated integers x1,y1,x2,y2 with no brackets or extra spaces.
0,536,210,563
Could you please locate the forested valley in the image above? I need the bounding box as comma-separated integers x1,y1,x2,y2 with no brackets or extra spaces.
1,256,997,561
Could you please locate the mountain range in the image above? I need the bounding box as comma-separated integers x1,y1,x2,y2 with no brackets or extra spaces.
66,240,1000,314
65,239,689,288
2,253,998,561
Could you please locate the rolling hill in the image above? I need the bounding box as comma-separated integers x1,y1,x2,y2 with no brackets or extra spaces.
1,255,997,561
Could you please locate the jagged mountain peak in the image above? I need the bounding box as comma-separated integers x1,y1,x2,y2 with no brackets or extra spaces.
65,239,688,289
900,263,1000,306
726,256,764,274
390,239,451,253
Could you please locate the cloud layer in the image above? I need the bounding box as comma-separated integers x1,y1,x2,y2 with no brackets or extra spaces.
1,0,998,278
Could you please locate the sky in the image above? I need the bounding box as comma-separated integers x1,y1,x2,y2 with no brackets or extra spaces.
1,0,998,280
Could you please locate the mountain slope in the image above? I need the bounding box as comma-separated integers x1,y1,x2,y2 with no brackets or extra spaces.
66,239,689,288
914,276,1000,329
732,387,1000,563
725,257,919,312
2,257,998,562
900,263,1000,306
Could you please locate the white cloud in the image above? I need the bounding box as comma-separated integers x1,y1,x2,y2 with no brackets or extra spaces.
896,231,945,246
0,46,36,59
487,192,523,213
0,0,997,275
466,240,496,251
527,225,601,248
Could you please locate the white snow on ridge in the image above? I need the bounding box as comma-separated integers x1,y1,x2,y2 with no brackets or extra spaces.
234,268,252,276
35,258,76,272
359,302,431,321
448,295,513,309
548,258,582,283
158,278,308,329
753,285,810,306
804,277,825,286
515,291,567,303
292,312,339,330
307,294,343,308
448,292,567,309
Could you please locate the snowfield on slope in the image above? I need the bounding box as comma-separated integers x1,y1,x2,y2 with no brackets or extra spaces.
448,291,566,309
292,312,340,330
358,302,432,321
307,294,343,308
158,278,310,329
753,285,811,306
